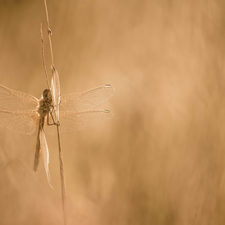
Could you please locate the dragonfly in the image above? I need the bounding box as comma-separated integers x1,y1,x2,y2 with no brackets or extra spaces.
0,82,115,187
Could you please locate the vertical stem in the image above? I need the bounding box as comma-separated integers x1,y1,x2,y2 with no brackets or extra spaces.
44,0,54,67
57,124,67,225
40,23,50,89
43,1,67,224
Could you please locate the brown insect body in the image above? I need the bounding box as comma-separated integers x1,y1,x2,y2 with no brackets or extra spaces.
34,89,53,173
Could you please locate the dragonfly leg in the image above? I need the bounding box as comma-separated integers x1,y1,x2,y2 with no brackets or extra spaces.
51,111,60,126
47,111,60,126
47,112,56,126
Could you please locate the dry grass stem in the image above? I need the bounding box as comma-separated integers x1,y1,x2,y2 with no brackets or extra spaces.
44,0,54,67
57,124,67,225
43,1,67,225
40,23,50,89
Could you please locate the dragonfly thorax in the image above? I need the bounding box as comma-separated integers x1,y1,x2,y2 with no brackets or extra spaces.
38,89,53,116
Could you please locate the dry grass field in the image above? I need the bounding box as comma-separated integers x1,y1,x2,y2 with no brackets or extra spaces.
0,0,225,224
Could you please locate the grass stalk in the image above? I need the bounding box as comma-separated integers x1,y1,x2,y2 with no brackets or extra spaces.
43,1,67,224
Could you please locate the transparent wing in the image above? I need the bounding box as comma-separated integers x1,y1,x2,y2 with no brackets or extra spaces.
40,129,53,189
51,67,60,122
0,84,39,110
45,109,114,135
60,85,115,112
0,109,39,135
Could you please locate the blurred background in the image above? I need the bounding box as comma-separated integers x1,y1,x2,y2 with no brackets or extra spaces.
1,0,225,224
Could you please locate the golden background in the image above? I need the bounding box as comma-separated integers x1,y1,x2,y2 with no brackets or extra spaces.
0,0,225,224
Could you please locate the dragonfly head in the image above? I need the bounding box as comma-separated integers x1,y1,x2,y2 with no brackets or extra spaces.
43,89,52,101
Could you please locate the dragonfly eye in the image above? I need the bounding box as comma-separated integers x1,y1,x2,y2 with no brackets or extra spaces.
47,92,52,100
43,89,51,100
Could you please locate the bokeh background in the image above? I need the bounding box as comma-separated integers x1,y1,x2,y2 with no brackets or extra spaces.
1,0,225,224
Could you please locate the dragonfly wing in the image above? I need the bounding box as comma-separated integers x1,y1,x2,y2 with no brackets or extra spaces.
45,109,114,135
40,129,53,189
0,84,39,110
60,85,115,112
0,109,38,135
51,67,60,122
